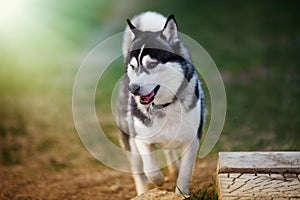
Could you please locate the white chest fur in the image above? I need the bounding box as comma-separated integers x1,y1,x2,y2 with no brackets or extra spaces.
133,100,200,149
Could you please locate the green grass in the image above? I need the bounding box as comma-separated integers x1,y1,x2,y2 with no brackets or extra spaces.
186,186,218,200
179,182,218,200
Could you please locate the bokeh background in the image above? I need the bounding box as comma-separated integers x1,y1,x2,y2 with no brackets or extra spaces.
0,0,299,195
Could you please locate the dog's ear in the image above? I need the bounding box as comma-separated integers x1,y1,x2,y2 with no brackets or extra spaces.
161,14,178,43
127,19,141,36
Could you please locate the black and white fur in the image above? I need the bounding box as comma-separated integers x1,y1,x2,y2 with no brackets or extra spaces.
115,12,205,195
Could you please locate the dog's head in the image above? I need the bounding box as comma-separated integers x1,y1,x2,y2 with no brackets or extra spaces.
125,15,187,106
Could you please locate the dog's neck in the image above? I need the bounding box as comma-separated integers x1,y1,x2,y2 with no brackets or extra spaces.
150,97,177,110
151,101,174,110
136,97,177,117
151,102,170,109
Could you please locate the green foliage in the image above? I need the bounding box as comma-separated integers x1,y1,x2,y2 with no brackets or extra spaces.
186,187,218,200
180,183,218,200
0,0,299,167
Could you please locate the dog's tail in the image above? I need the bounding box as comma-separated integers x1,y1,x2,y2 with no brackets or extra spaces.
122,11,167,59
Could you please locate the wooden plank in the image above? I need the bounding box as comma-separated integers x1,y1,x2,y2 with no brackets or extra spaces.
218,152,300,174
217,152,300,199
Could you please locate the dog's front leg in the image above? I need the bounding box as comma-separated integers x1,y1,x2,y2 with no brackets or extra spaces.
129,137,149,195
175,139,199,194
134,139,165,186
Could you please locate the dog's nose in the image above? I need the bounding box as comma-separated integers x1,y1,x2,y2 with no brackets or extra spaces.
129,84,140,95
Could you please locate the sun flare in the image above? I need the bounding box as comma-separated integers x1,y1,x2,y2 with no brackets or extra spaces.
0,0,29,27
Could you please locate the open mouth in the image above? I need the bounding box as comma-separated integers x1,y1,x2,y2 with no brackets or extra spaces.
140,85,160,105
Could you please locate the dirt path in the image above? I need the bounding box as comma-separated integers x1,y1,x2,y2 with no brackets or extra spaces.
0,156,217,200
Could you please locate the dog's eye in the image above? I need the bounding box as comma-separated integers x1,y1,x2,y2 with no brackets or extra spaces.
147,62,158,69
129,64,136,70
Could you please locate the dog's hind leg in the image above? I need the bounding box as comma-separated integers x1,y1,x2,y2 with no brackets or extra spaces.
129,137,149,195
163,149,180,179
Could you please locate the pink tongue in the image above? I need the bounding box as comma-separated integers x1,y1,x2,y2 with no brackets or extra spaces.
141,91,155,103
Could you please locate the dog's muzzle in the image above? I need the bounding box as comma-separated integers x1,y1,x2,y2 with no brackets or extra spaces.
128,84,160,105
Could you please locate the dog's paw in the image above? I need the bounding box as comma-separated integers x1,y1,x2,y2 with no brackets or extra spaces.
146,171,165,186
175,185,189,195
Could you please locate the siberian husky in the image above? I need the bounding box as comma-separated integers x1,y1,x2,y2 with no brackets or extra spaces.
115,11,205,195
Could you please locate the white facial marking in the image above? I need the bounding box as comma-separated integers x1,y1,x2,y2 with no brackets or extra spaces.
129,57,138,69
138,44,145,64
127,57,138,81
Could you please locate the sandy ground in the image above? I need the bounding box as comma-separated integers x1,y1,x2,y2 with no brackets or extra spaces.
0,156,217,200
